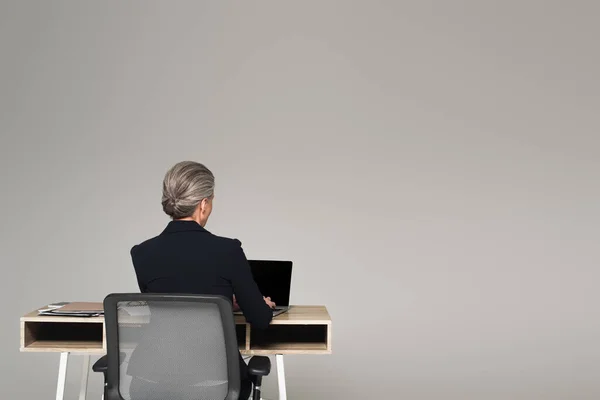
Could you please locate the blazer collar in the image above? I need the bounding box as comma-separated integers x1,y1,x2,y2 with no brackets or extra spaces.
161,220,209,235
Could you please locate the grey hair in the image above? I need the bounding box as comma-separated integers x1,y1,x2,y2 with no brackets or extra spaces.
161,161,215,219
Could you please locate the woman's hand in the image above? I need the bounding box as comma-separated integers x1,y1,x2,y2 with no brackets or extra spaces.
232,294,276,311
232,295,240,312
263,296,276,309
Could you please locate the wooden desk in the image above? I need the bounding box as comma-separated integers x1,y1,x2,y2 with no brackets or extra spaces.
20,305,331,400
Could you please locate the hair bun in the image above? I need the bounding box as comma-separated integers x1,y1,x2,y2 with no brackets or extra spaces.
161,161,215,219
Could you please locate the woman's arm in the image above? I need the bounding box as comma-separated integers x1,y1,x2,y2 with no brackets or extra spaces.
233,295,275,311
228,240,274,329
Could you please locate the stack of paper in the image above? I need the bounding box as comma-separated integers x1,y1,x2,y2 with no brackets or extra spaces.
38,302,104,317
37,302,69,313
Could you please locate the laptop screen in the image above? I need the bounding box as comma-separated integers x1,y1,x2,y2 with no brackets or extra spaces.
248,260,293,307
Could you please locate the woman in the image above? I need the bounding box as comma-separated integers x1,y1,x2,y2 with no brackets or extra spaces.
129,160,276,399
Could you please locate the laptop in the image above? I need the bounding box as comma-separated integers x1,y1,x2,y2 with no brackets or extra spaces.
234,260,293,317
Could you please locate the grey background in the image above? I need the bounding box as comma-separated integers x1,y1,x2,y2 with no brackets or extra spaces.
1,1,599,399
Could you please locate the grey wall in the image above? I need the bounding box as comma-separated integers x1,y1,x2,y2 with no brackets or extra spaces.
1,1,599,399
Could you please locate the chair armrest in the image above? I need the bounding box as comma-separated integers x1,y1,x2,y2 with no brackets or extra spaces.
92,353,127,374
92,355,108,373
247,356,271,377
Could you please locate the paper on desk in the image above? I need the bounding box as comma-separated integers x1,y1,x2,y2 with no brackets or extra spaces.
38,302,104,316
38,302,70,313
57,302,103,313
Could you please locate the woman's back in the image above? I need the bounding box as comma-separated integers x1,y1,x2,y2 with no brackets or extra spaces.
130,219,273,328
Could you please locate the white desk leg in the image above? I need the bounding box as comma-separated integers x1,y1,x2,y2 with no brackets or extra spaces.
56,352,69,400
276,354,287,400
79,354,90,400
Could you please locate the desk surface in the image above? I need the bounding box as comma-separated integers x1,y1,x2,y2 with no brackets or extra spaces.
21,305,332,356
22,305,330,324
236,306,331,325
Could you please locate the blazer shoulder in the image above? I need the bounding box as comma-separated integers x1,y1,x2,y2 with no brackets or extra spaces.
210,234,243,249
130,236,160,257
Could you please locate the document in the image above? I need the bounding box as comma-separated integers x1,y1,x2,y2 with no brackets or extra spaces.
38,302,104,317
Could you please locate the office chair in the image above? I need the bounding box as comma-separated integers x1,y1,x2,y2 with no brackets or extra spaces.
92,293,271,400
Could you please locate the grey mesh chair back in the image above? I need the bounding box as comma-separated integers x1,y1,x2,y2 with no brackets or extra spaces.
103,293,241,400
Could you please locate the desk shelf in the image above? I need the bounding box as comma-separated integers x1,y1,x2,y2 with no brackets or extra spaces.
250,323,330,355
236,324,331,355
21,319,105,353
21,305,331,356
235,308,332,355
